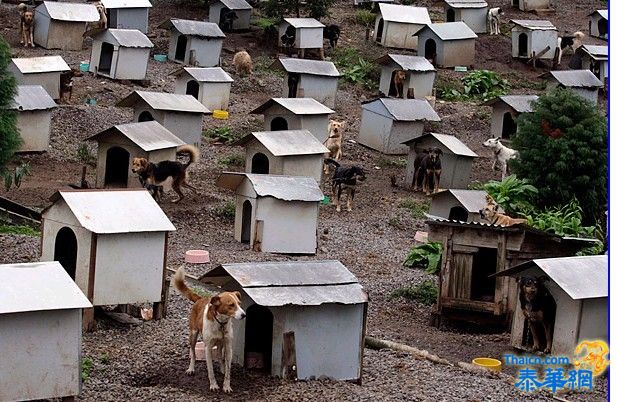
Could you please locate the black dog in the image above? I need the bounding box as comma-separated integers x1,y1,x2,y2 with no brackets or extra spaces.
288,73,300,97
220,9,238,32
518,276,556,354
411,147,442,195
281,25,296,55
323,24,340,49
324,158,366,212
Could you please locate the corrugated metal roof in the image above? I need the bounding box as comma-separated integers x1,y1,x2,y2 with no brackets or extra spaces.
88,121,185,151
218,0,252,10
171,67,234,82
101,0,152,8
10,85,56,111
378,4,431,24
483,95,539,113
216,172,324,201
0,262,92,314
39,1,100,22
445,0,488,8
581,45,608,59
234,130,330,156
251,98,334,115
93,29,153,48
549,70,603,88
363,98,440,122
403,132,477,157
116,90,211,113
283,18,325,28
430,189,493,213
11,55,70,74
510,19,556,30
375,54,435,72
162,19,226,38
589,9,608,19
46,189,176,234
275,58,340,77
419,22,478,40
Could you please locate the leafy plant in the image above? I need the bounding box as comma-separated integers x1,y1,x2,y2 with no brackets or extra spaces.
3,162,31,191
523,200,596,238
399,198,429,219
391,280,438,306
376,156,407,168
76,144,96,166
355,10,376,40
403,242,443,274
81,357,94,382
262,0,335,20
473,175,538,215
0,223,40,236
0,37,23,185
215,201,235,220
461,70,510,102
99,352,110,364
218,154,245,168
332,47,378,90
203,126,237,143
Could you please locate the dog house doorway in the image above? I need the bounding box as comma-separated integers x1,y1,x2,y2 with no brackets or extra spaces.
271,117,288,131
518,33,528,57
376,18,384,43
288,74,300,98
598,18,608,37
388,70,406,97
425,39,437,63
138,111,154,122
54,227,78,280
502,112,517,139
251,153,269,174
99,42,114,75
186,80,200,99
470,248,497,302
244,304,273,372
175,35,188,61
104,147,130,187
512,0,519,6
446,8,455,22
448,206,468,222
241,200,252,243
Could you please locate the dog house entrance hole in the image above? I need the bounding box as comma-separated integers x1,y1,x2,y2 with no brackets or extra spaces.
376,18,384,42
518,33,529,57
54,227,78,280
186,80,200,99
446,8,455,22
470,248,497,302
104,146,130,187
425,39,437,63
244,304,273,372
175,34,188,62
512,0,519,6
502,112,517,139
448,206,468,222
597,18,608,36
388,70,405,97
271,117,288,131
99,42,114,75
251,153,269,174
241,200,252,243
138,111,154,122
288,73,300,98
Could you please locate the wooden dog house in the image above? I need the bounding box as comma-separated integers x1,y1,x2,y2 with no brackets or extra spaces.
87,120,185,188
510,20,558,61
171,67,234,111
9,55,70,100
216,173,323,254
0,262,92,401
415,22,478,68
273,58,340,109
10,85,56,153
376,54,436,99
209,0,252,31
161,19,226,67
101,0,152,34
278,18,325,57
588,10,608,40
199,260,368,381
428,189,498,223
34,1,100,50
89,29,153,80
373,4,431,50
546,70,603,105
442,0,488,33
483,95,538,139
511,0,550,12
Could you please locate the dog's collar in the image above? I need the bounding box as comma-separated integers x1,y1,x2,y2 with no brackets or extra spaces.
213,312,230,329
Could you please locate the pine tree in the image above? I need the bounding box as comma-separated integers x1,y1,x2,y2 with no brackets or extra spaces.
0,36,22,177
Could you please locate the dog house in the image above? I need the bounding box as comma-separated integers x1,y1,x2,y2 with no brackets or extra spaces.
278,18,325,57
234,130,329,183
373,4,431,50
9,55,70,100
403,132,477,189
579,45,608,84
161,19,226,67
483,95,538,139
199,260,367,381
10,85,56,153
87,120,185,188
546,70,603,105
511,0,550,11
588,10,608,40
216,173,323,254
40,189,176,329
358,98,440,155
376,54,436,99
495,255,607,356
171,67,233,111
209,0,252,31
100,0,152,33
116,90,210,146
427,218,593,326
442,0,488,33
415,22,477,68
428,189,499,223
250,98,334,143
0,261,92,401
510,20,558,61
272,58,340,109
88,29,153,80
34,1,99,50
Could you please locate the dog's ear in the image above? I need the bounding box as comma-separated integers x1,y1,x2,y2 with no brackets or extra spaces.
233,291,242,302
210,295,221,306
340,121,346,130
437,148,443,155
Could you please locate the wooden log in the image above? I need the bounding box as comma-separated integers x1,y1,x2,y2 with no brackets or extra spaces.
364,336,452,366
282,331,298,380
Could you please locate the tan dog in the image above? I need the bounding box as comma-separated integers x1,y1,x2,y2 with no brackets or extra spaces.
393,70,406,98
323,120,345,174
173,268,246,393
479,195,527,226
19,4,35,48
232,51,252,76
95,2,107,29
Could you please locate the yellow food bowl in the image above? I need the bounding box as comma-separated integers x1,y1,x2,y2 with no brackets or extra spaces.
213,110,229,120
472,357,502,373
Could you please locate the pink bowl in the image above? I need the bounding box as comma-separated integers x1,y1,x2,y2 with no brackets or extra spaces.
185,250,210,264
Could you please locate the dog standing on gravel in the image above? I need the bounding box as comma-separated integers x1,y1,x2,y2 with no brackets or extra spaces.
19,3,35,47
487,7,504,35
232,50,252,76
323,120,346,174
411,147,442,195
324,159,366,212
173,267,246,393
482,137,518,180
518,276,556,354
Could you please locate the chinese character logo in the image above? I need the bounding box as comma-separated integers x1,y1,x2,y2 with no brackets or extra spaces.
573,340,610,376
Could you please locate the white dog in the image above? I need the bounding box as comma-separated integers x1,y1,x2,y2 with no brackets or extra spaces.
556,31,585,65
487,8,504,35
482,138,518,180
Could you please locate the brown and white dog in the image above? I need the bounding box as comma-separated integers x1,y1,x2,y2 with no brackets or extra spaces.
323,120,345,174
479,195,527,226
173,268,246,393
19,3,35,48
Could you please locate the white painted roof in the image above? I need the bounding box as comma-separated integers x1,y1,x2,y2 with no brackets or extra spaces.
363,98,441,122
251,98,334,115
234,130,330,156
171,67,234,82
88,121,185,151
11,56,70,74
549,70,603,88
378,4,431,24
217,173,324,202
376,54,435,72
117,90,211,113
10,85,56,111
403,132,477,157
483,95,539,113
100,0,152,8
589,9,608,20
38,1,100,22
430,189,494,212
283,18,325,28
162,19,226,38
0,262,92,314
417,22,478,40
445,0,488,8
510,19,556,30
92,29,153,48
217,0,252,10
581,45,608,60
275,58,340,77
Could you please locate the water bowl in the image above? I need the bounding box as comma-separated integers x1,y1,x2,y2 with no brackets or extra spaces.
472,357,502,373
185,249,210,264
212,110,229,120
153,54,168,62
79,61,90,72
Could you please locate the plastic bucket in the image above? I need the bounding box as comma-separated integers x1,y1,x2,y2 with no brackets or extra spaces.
153,54,167,62
212,110,229,119
472,357,502,373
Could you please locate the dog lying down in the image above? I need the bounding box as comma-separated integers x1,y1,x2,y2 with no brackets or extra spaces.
324,158,366,212
479,195,527,226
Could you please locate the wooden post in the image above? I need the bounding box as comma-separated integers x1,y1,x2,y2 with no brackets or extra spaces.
252,220,263,252
153,232,169,320
281,331,297,380
83,233,98,332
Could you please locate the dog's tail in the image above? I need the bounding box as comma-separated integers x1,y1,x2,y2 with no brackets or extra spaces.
177,144,200,168
324,158,340,168
172,267,202,303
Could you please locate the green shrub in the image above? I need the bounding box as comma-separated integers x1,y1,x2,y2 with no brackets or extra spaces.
76,144,96,166
472,175,538,215
403,242,443,274
3,162,31,191
215,201,235,220
0,223,40,236
391,280,438,306
218,154,245,167
376,156,407,168
437,70,509,102
524,200,596,238
203,126,237,143
81,357,94,382
332,47,378,90
399,198,429,219
0,37,22,185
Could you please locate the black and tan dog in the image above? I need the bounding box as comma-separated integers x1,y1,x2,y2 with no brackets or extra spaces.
412,147,442,195
324,159,366,212
518,276,556,354
131,144,199,203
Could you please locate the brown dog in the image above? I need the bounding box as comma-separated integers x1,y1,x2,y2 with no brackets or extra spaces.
323,120,345,174
232,51,252,76
479,195,527,226
19,4,34,48
393,70,406,98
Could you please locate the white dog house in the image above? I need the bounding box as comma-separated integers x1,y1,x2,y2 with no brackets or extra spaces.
162,19,226,67
88,121,185,188
443,0,488,33
373,4,431,50
216,173,323,254
117,90,210,146
510,20,558,61
89,29,153,80
403,132,478,189
171,67,234,111
209,0,252,31
10,85,56,152
34,1,99,50
278,18,325,56
512,0,550,11
428,189,497,223
588,10,608,40
580,45,608,84
234,130,329,183
250,98,334,143
199,260,368,381
546,70,603,105
358,98,440,155
496,255,607,356
41,189,176,328
101,0,152,33
416,22,477,68
483,95,538,139
9,55,70,100
273,58,340,109
376,54,436,99
0,262,92,402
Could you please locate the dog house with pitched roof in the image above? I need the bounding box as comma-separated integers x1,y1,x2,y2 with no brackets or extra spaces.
403,132,477,189
162,19,226,67
373,4,431,50
358,98,440,155
10,85,56,152
89,29,153,80
216,173,323,254
0,262,92,402
510,20,558,61
250,98,334,143
273,58,340,109
199,260,368,381
234,130,329,183
495,255,607,356
376,54,436,99
40,189,176,329
588,10,608,40
171,67,234,111
88,121,185,188
416,22,477,68
100,0,152,34
278,18,325,54
209,0,252,31
483,95,538,139
428,189,499,223
117,90,210,146
511,0,550,12
34,1,99,50
442,0,488,33
9,55,70,100
546,70,603,105
579,45,608,84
